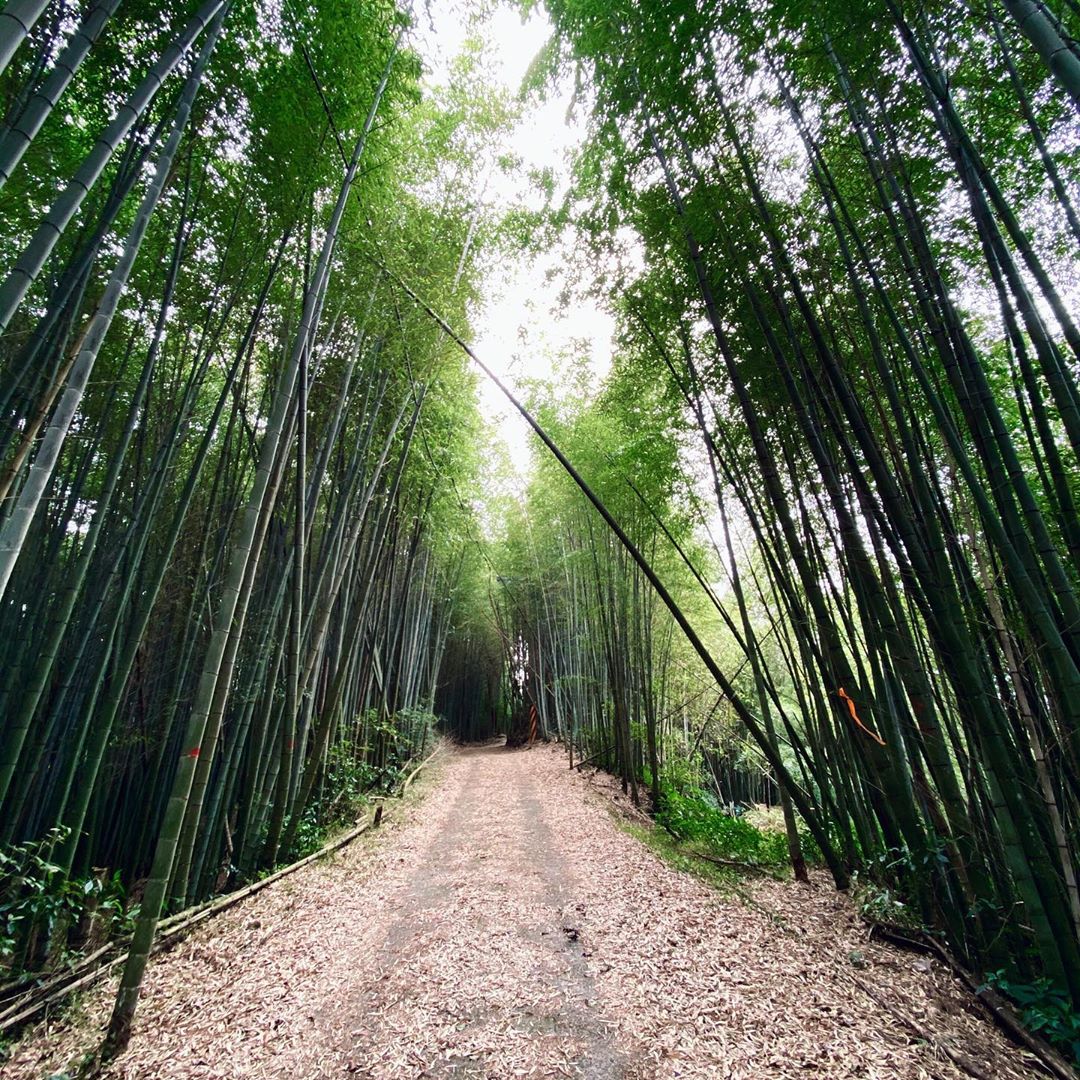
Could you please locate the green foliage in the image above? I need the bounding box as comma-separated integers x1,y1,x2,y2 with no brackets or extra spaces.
287,807,333,861
658,755,700,795
656,786,789,867
394,708,438,756
298,708,437,854
983,971,1080,1064
0,830,135,963
852,839,955,931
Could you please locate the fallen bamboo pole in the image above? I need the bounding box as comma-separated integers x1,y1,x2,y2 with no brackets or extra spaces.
571,744,614,771
867,922,1077,1080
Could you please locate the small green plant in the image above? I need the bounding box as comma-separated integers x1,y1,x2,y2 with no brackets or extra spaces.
851,877,919,928
290,807,330,860
852,841,955,932
391,708,437,765
83,869,138,941
300,710,438,854
982,971,1080,1064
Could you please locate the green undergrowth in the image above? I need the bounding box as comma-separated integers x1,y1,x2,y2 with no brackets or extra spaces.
654,784,821,872
293,736,445,865
287,712,437,861
0,829,137,977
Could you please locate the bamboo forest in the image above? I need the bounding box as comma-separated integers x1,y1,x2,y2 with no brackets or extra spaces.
1,0,1080,1075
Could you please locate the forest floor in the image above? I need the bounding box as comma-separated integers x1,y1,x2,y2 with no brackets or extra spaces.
3,741,1047,1080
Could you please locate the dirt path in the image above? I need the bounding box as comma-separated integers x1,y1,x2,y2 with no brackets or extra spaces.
5,743,1044,1079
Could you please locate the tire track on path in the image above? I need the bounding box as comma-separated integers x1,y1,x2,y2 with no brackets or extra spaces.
334,744,638,1078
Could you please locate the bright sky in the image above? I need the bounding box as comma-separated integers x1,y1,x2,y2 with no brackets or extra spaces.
414,0,615,485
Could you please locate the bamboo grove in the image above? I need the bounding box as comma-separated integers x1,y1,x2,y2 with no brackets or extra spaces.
0,0,513,1047
495,0,1080,1018
5,0,1080,1057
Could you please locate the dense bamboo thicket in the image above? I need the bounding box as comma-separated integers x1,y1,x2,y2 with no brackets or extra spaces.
0,0,510,1047
492,0,1080,1036
5,0,1080,1063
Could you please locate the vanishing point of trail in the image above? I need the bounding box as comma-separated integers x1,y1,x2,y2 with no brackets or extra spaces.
8,745,1042,1079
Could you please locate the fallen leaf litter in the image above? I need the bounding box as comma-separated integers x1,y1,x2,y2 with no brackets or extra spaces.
1,741,1046,1079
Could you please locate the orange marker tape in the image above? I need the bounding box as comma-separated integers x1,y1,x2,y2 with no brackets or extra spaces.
837,687,886,746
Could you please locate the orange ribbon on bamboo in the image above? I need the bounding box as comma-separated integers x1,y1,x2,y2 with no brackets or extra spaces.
837,687,886,746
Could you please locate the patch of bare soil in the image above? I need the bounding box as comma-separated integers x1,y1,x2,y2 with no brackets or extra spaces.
3,742,1045,1079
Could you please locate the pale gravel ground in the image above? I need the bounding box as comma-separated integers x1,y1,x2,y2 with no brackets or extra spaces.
3,741,1045,1079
